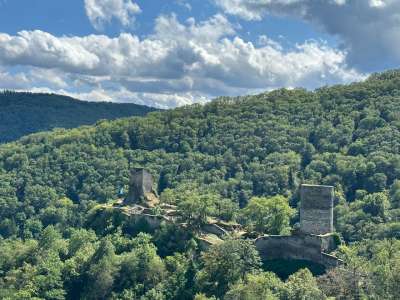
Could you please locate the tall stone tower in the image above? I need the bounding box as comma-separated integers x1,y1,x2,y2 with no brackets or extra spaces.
124,168,154,205
300,184,334,235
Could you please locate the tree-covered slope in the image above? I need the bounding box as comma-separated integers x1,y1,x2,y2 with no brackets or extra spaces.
2,71,400,299
0,91,157,143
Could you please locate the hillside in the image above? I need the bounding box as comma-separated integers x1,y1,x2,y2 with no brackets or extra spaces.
1,71,400,299
0,91,157,143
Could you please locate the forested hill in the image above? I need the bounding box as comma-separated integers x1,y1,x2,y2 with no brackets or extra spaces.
0,91,157,143
2,70,400,299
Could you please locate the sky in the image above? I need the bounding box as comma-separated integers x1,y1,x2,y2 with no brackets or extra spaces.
0,0,399,108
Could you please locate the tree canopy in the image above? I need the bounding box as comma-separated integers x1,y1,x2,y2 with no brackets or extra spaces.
0,91,156,143
1,70,400,298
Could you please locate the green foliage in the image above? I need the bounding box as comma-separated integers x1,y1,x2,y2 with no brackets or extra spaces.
240,196,295,235
153,222,195,257
1,71,400,298
225,272,284,300
194,294,217,300
196,239,261,297
225,269,326,300
283,269,325,300
0,91,156,143
83,239,118,299
178,191,218,230
115,233,166,296
390,179,400,208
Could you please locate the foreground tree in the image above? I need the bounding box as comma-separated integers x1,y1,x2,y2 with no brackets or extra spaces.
114,233,166,297
177,192,217,230
241,196,295,235
284,269,325,300
82,240,119,300
195,239,261,297
318,245,371,299
225,272,284,300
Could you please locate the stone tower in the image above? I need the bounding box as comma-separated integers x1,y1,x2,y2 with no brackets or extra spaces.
300,184,334,235
124,168,154,205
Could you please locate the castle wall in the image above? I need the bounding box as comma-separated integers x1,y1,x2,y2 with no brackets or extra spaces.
127,213,171,230
300,184,334,235
321,253,342,268
201,223,228,237
119,179,341,269
255,234,339,268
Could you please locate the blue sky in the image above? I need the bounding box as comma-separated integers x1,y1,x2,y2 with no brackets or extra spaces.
0,0,336,45
0,0,398,108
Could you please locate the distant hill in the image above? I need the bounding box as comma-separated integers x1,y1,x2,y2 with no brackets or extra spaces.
0,91,157,143
3,71,400,299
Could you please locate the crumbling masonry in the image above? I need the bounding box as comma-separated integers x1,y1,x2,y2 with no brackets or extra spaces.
118,170,340,268
300,184,334,235
255,184,340,268
123,168,159,207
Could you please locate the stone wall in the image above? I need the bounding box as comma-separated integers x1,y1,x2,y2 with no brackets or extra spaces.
118,180,341,269
127,213,171,230
300,184,334,235
321,253,342,268
201,223,228,237
254,233,340,268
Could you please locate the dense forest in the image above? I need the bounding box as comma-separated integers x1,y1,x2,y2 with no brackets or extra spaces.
2,71,400,299
0,91,156,143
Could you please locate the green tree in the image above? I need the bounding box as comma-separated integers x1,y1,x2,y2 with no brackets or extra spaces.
115,233,166,296
362,192,390,218
196,239,261,297
390,180,400,208
82,239,119,300
225,272,284,300
319,245,371,299
283,269,325,300
178,192,217,230
241,196,295,234
34,251,66,300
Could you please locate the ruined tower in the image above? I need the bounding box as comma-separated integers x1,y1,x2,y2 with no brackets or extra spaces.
124,168,155,205
300,184,334,235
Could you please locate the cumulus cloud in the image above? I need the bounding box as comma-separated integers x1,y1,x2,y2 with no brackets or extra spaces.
214,0,400,71
84,0,141,30
0,14,363,108
29,68,69,89
0,69,31,90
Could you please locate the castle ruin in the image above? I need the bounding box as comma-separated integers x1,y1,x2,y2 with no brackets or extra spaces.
118,170,340,268
300,184,334,235
255,184,340,268
123,168,158,206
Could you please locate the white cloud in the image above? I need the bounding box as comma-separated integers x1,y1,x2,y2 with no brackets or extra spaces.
29,68,69,89
84,0,141,30
175,0,192,11
214,0,400,71
0,69,31,90
0,14,364,108
20,86,208,109
0,31,100,73
369,0,387,8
